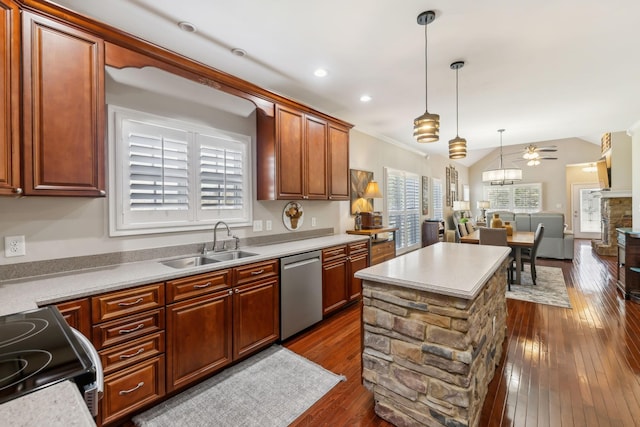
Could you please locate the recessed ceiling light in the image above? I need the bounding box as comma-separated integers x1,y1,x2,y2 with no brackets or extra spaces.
231,48,247,57
178,21,197,33
360,95,372,102
314,68,328,78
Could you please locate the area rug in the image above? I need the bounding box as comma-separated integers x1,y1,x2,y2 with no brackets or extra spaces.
133,345,345,427
507,265,571,308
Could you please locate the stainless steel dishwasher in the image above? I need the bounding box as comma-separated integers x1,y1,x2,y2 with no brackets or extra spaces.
280,250,323,340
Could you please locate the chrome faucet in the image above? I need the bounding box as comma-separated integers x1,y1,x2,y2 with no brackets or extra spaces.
203,221,238,255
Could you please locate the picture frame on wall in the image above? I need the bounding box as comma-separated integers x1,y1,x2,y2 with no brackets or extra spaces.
422,176,430,215
350,169,374,215
445,167,451,207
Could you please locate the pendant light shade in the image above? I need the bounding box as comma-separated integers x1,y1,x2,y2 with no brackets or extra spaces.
413,11,439,143
482,129,523,185
448,61,467,159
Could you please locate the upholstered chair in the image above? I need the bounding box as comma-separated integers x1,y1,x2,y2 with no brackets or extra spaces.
479,227,514,290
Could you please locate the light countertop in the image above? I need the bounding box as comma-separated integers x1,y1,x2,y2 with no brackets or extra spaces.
355,242,510,299
0,233,368,426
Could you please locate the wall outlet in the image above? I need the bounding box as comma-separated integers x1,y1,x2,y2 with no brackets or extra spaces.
265,220,272,231
312,217,317,227
252,220,263,232
5,235,26,257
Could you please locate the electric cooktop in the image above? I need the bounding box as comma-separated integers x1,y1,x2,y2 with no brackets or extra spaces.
0,306,94,405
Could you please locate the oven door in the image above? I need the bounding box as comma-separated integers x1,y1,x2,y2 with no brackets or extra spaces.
71,328,104,417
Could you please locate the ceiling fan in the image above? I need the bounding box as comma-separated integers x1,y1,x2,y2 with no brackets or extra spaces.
519,144,558,166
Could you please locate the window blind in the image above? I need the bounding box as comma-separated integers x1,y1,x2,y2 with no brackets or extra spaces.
385,167,421,254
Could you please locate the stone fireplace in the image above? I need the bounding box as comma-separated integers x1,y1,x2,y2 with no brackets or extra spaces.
592,193,632,256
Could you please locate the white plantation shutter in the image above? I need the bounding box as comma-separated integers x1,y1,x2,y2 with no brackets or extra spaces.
432,178,443,220
385,167,421,254
127,124,189,211
111,106,251,235
483,183,542,213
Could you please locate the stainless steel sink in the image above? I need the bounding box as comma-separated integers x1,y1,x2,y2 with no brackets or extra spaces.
207,250,258,262
161,256,220,269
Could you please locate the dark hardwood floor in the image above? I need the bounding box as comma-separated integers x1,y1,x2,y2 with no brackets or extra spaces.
285,239,640,426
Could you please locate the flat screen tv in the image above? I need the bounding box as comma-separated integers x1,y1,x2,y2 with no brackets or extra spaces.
596,158,610,189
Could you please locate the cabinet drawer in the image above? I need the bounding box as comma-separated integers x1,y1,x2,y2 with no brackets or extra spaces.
101,355,165,425
91,283,164,323
92,308,165,350
166,269,231,303
100,331,165,375
322,245,347,263
348,240,369,255
234,259,278,286
371,240,395,265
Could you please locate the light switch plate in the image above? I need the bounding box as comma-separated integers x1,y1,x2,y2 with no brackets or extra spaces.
253,220,263,232
265,220,272,231
5,235,26,257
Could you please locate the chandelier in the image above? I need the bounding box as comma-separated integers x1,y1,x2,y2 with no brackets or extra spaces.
482,129,523,185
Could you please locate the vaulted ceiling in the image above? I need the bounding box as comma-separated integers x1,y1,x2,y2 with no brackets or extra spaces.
52,0,640,165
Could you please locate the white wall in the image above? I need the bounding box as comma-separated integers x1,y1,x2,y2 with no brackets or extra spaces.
629,121,640,227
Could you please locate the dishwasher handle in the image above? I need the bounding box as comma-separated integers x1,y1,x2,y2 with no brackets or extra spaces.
282,257,320,270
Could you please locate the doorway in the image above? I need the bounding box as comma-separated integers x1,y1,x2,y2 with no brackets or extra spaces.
571,183,601,239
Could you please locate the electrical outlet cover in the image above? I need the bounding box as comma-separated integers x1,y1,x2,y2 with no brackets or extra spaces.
5,235,26,257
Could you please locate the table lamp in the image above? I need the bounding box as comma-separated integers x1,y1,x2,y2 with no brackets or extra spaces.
477,200,490,221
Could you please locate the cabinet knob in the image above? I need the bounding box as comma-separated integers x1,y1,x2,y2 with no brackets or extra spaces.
13,187,22,195
99,190,106,196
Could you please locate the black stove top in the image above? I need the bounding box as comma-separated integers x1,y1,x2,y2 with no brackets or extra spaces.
0,306,94,405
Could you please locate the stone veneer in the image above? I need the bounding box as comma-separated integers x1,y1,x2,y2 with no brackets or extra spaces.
592,197,631,256
362,259,509,427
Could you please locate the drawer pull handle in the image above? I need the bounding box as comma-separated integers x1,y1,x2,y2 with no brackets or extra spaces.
119,348,145,360
118,324,145,334
119,382,144,395
250,269,264,275
118,298,143,307
193,282,211,289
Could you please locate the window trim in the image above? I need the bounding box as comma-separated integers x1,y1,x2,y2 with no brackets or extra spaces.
108,105,252,236
483,183,542,213
384,167,421,255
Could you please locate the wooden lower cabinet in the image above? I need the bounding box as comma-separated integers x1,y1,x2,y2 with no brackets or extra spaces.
166,289,233,392
101,355,165,426
233,277,279,360
56,297,91,337
348,250,368,302
322,248,349,316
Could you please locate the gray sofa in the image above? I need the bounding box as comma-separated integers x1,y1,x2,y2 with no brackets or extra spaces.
487,211,574,260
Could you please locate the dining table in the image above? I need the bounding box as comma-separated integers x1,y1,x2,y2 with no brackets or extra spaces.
460,229,535,285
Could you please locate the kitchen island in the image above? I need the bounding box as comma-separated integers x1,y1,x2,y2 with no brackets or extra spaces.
355,242,510,427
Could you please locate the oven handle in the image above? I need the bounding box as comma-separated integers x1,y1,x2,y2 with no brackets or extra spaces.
71,328,104,398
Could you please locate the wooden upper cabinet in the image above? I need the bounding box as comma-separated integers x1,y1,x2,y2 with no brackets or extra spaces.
259,103,348,200
328,124,349,200
276,105,305,198
305,115,328,199
0,0,20,196
21,11,105,196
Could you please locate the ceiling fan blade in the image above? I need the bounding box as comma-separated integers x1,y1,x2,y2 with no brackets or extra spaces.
539,156,558,160
537,146,558,152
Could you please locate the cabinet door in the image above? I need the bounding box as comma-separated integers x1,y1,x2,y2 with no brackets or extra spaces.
166,290,232,392
276,105,304,199
305,115,328,199
233,278,279,360
322,258,348,316
328,125,349,200
348,251,369,302
0,0,19,196
56,298,91,337
22,12,105,196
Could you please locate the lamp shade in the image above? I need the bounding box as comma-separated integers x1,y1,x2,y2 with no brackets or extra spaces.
477,200,490,209
363,181,383,198
453,200,470,211
482,168,523,184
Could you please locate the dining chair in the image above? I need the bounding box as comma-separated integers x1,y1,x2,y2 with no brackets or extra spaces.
521,223,545,285
479,227,514,290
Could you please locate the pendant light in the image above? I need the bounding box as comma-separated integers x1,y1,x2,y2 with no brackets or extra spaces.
413,11,439,143
482,129,523,185
448,61,467,159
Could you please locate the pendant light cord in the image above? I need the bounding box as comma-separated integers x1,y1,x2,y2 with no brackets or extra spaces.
455,68,459,137
424,22,428,111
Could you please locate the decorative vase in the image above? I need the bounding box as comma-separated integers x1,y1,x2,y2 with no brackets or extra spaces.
504,221,513,236
491,213,503,228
